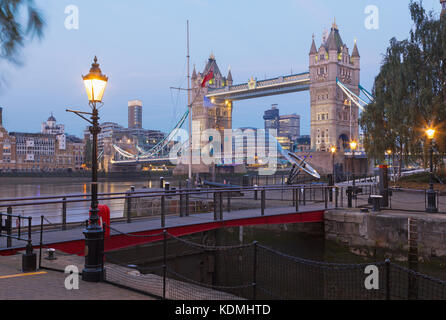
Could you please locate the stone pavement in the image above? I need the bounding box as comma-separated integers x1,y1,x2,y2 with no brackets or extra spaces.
0,253,153,300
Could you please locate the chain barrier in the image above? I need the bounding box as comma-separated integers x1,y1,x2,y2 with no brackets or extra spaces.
166,232,255,251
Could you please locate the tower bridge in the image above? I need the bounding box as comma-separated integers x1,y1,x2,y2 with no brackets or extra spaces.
191,19,361,154
205,72,310,101
111,20,371,175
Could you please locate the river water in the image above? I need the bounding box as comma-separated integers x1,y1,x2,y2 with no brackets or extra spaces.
0,177,155,224
2,177,445,283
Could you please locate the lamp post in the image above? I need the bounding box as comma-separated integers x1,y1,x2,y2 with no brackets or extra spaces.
386,149,392,183
330,146,336,181
425,128,438,213
350,140,357,189
67,57,108,282
330,146,336,202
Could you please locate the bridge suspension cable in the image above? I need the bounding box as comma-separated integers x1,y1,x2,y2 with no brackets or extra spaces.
111,109,189,161
336,78,374,111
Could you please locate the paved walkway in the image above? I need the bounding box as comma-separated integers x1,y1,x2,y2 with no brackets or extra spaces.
0,253,153,300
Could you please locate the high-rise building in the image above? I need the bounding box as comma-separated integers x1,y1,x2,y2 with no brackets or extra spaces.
263,105,301,150
263,105,280,132
279,114,300,141
128,100,143,129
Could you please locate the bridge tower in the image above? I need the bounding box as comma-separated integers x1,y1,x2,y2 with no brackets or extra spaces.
309,20,360,151
190,54,233,168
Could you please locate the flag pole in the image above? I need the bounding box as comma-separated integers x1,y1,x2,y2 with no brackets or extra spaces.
187,20,192,185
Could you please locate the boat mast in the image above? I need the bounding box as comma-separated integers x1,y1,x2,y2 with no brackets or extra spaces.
187,20,192,183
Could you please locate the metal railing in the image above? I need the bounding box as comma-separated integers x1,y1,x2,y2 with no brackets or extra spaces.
0,184,353,243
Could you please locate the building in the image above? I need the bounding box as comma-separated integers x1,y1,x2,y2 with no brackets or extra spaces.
128,100,143,129
41,113,67,152
56,135,84,171
10,132,56,172
84,117,166,171
263,105,301,150
263,105,280,132
279,114,300,141
41,113,64,135
0,108,17,171
191,54,234,150
295,135,311,152
442,0,446,16
309,19,360,151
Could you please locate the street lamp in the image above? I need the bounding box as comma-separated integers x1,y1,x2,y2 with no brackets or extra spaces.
425,127,438,213
68,57,108,282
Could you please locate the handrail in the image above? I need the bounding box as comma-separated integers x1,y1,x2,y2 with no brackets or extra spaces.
0,185,340,208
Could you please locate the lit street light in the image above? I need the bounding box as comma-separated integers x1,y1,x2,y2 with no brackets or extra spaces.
425,127,438,213
67,56,108,282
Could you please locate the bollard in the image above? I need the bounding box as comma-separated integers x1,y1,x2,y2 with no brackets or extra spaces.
261,189,266,216
254,185,258,200
22,217,36,272
371,195,383,212
160,177,164,189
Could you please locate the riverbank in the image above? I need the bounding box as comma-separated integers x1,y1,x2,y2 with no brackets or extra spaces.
324,208,446,260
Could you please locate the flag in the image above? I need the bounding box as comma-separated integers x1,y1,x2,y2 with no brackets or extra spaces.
201,68,214,88
203,96,214,108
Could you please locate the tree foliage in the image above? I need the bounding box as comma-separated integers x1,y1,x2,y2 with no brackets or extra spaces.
360,1,446,171
0,0,45,64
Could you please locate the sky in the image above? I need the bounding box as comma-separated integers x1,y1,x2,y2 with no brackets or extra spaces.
0,0,443,137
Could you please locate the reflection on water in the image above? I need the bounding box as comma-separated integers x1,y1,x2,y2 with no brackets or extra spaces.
0,178,154,225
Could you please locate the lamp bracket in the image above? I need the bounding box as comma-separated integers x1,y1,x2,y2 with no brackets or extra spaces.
66,109,93,125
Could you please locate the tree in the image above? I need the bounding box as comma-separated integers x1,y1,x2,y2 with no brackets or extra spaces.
0,0,45,64
360,1,446,176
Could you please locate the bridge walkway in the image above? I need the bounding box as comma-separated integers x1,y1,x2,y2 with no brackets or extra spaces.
0,201,331,255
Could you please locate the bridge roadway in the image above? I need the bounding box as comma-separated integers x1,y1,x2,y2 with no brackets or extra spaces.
0,201,329,255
